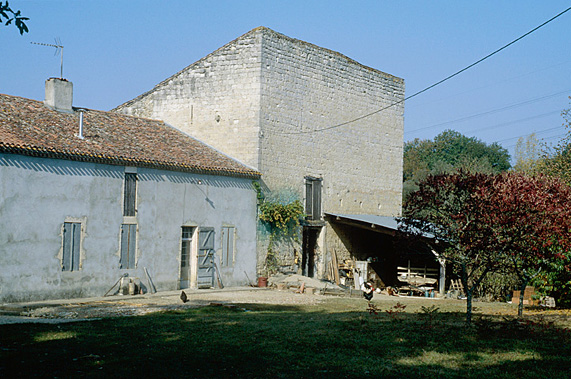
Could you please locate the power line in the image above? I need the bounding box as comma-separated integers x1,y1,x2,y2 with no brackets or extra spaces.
406,110,562,142
405,90,569,135
273,6,571,135
463,110,561,136
498,127,567,144
410,59,571,108
504,133,567,150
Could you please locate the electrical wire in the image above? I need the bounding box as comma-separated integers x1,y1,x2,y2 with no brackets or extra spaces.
272,6,571,135
498,127,567,144
463,110,561,136
405,90,569,135
504,133,567,150
410,59,571,108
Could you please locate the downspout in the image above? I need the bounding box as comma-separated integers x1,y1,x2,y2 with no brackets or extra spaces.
78,110,84,139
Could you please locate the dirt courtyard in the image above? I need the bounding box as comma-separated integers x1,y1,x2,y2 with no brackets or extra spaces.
2,273,564,325
0,286,329,324
0,286,537,325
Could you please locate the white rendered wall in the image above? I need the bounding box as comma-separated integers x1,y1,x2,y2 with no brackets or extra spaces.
0,154,257,302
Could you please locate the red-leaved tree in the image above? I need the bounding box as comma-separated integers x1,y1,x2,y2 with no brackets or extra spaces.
402,171,499,325
403,170,571,323
476,172,571,316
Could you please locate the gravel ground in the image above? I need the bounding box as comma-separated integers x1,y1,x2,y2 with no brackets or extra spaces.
5,277,562,326
0,286,327,325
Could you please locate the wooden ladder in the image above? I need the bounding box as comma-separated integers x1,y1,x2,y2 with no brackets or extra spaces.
449,279,464,294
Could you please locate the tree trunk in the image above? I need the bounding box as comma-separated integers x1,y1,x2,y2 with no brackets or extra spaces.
518,277,529,317
466,288,474,325
461,261,473,326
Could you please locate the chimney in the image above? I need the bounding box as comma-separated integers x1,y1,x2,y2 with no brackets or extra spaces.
44,78,73,112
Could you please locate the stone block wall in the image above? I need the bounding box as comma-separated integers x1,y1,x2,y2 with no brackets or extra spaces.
114,30,263,169
114,27,405,279
258,28,405,217
115,27,405,217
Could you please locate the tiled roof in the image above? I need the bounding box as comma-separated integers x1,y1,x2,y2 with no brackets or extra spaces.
0,93,260,178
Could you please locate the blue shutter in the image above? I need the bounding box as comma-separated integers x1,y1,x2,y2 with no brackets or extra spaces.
120,224,137,269
120,224,128,268
128,224,136,268
62,223,72,271
63,222,81,271
221,226,235,267
71,223,81,271
123,173,137,217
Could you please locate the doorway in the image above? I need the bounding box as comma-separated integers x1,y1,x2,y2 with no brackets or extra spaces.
179,226,195,289
302,226,320,277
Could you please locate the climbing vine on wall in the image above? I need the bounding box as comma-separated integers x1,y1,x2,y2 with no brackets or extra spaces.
259,200,304,230
254,181,304,231
253,181,305,275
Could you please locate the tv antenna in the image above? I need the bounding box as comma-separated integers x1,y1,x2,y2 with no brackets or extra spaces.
31,38,64,79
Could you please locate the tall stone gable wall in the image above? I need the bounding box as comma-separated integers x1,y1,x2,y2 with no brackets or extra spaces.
114,27,405,277
114,30,263,169
115,27,404,216
258,28,404,217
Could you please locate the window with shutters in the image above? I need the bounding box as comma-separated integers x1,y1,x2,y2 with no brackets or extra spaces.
62,222,81,271
120,223,137,269
221,226,235,267
305,177,322,220
123,172,137,217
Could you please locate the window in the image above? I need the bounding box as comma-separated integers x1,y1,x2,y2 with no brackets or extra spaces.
62,222,81,271
120,224,137,269
221,226,235,267
305,177,322,220
180,226,193,275
123,172,137,217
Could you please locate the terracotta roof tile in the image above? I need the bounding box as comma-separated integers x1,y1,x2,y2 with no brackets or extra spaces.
0,94,260,179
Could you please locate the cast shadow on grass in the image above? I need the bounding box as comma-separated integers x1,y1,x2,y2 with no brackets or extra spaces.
1,303,570,378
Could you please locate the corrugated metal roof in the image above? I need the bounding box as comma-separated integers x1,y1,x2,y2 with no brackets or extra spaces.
325,212,435,239
0,93,260,179
326,213,400,230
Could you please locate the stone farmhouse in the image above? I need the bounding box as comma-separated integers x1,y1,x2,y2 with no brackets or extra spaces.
114,26,406,283
0,78,260,303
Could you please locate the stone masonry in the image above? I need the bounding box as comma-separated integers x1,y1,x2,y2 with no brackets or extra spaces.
114,26,405,278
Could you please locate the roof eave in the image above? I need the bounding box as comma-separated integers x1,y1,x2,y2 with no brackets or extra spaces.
0,143,261,180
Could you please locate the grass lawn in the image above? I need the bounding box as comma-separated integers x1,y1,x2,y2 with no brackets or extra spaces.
1,297,570,378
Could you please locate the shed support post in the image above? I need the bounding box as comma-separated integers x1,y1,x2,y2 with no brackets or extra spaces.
438,258,446,295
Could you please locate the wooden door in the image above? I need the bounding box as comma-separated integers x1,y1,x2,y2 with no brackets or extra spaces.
197,228,215,288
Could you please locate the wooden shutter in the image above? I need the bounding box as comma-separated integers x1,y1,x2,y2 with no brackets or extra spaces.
62,222,81,271
123,173,137,217
71,223,81,271
305,181,313,219
120,224,136,269
62,223,72,271
312,179,322,220
221,226,235,266
305,177,322,220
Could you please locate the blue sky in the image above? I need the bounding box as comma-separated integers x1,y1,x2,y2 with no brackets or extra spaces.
2,1,571,162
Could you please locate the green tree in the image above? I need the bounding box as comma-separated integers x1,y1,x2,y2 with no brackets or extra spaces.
513,133,542,173
403,130,510,200
532,251,571,307
0,1,28,34
537,99,571,185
